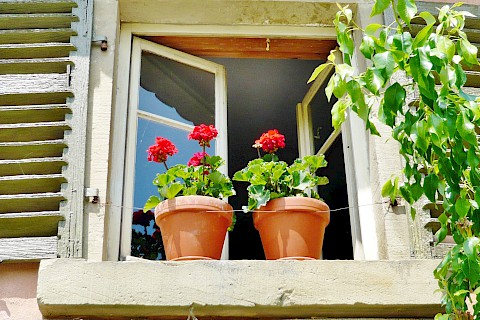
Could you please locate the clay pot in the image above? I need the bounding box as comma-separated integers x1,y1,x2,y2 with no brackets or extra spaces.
154,195,233,261
253,197,330,260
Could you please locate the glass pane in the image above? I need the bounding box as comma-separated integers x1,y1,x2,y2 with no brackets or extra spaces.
131,51,217,260
139,52,216,125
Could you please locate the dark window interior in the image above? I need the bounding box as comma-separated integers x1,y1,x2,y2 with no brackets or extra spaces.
205,58,353,260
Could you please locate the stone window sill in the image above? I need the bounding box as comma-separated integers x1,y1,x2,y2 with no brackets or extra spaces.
37,259,442,319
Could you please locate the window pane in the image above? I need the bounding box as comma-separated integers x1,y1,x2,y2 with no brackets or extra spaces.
131,51,217,260
139,52,215,125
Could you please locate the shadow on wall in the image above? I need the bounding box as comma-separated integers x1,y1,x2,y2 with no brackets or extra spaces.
0,262,42,320
0,300,11,319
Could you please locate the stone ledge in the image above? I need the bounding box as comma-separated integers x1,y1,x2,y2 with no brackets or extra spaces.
37,259,443,319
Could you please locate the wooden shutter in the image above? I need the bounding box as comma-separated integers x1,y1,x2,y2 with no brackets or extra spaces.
0,0,93,262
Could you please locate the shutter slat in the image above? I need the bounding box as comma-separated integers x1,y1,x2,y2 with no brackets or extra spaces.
0,58,72,74
0,28,76,44
0,73,69,94
0,192,65,214
0,157,66,176
0,211,62,237
0,139,66,160
0,104,70,123
0,13,78,29
0,43,76,59
0,236,57,262
0,92,72,105
0,174,66,194
0,121,70,142
0,1,77,14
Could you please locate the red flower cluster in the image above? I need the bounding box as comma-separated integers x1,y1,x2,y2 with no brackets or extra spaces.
147,137,178,163
152,224,161,240
132,210,154,227
255,129,286,154
188,124,218,147
187,151,209,167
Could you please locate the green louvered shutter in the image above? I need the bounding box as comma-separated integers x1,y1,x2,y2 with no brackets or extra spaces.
0,0,92,261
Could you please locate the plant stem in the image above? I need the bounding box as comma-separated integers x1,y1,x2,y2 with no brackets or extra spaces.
202,145,206,182
163,162,169,171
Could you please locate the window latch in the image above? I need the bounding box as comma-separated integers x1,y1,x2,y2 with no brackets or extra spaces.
84,188,99,204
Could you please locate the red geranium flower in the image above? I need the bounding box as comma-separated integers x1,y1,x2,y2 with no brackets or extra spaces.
147,137,178,163
132,210,154,227
255,129,286,154
187,151,209,167
152,224,161,240
188,124,218,147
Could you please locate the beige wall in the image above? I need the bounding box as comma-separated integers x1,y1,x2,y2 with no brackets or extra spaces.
426,0,478,4
0,263,41,320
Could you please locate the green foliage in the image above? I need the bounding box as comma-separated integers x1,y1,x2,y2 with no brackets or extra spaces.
143,154,235,211
311,1,480,318
233,154,329,211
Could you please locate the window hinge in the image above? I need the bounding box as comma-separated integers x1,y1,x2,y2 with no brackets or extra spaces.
92,35,108,51
84,188,99,204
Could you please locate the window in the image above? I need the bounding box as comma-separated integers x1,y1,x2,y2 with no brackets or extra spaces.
110,27,376,261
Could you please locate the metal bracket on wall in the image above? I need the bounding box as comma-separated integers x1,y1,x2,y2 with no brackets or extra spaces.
92,35,108,51
84,188,99,204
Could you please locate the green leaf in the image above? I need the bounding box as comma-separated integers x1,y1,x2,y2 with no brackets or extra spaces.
371,0,391,17
308,63,330,84
364,68,384,94
347,80,368,122
463,259,480,284
360,36,375,59
453,289,470,297
247,185,271,210
457,110,477,146
153,172,175,187
384,82,406,113
331,99,349,130
424,174,439,202
459,39,479,66
463,237,480,260
373,51,395,79
325,75,335,101
365,23,383,37
455,197,471,218
412,24,433,49
468,147,479,168
382,176,398,203
436,213,448,243
418,11,436,26
161,182,183,199
437,36,455,61
397,0,417,24
143,195,161,211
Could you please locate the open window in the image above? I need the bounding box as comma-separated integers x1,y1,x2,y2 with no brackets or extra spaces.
121,36,355,260
121,38,228,259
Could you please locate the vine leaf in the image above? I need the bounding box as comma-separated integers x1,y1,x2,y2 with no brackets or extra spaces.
397,0,417,25
371,0,390,17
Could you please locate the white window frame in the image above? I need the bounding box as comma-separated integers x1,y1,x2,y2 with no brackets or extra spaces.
108,24,379,261
119,37,228,259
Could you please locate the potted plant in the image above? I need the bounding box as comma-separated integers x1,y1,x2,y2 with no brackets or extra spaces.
233,129,330,260
143,124,235,261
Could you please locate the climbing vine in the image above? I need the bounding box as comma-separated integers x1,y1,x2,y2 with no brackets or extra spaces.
311,0,480,318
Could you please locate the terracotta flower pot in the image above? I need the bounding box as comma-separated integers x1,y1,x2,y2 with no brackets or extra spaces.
253,197,330,260
155,195,233,261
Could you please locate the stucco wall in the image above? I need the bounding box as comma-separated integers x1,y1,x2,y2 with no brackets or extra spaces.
0,263,41,320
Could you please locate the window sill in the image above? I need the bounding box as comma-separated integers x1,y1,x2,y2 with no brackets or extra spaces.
37,259,442,319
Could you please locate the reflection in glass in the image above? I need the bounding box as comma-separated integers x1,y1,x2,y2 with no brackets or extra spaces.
140,52,215,125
